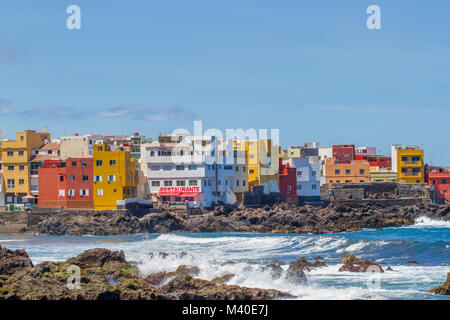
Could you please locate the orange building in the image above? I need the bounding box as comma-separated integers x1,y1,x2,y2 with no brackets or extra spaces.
325,159,370,184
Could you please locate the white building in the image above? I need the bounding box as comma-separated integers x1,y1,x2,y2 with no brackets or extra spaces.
60,135,96,160
141,134,236,207
286,158,321,199
318,147,332,185
356,146,377,156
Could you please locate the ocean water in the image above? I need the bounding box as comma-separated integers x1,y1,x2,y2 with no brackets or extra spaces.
0,216,449,300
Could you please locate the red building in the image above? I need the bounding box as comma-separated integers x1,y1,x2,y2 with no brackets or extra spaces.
278,159,298,203
355,154,392,169
332,145,355,164
38,158,94,209
428,171,450,202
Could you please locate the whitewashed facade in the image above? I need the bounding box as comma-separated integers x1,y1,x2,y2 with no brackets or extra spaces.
141,135,236,207
287,158,321,198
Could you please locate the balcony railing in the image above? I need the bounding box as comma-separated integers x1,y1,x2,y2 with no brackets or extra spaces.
401,172,422,177
402,161,422,165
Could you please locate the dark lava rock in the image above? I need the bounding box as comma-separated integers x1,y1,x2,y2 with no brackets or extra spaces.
0,245,34,275
429,272,450,295
261,261,285,280
67,248,126,267
339,254,384,273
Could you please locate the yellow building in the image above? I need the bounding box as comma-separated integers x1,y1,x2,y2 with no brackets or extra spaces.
233,138,279,193
1,130,50,203
93,144,137,210
394,146,424,184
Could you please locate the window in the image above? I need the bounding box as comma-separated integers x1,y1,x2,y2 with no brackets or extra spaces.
312,171,316,176
188,165,197,170
110,160,116,166
68,189,75,197
150,165,160,171
59,190,65,197
432,180,436,184
70,176,75,182
80,189,89,196
19,150,24,156
442,179,447,184
330,180,333,184
81,161,87,167
346,169,350,175
7,151,13,157
82,175,89,181
7,179,14,189
96,160,102,167
236,166,239,172
19,165,25,171
335,169,340,175
360,180,365,183
224,165,233,170
249,154,255,159
243,166,246,171
236,180,240,186
7,165,14,171
189,180,197,186
20,136,24,141
297,171,302,176
249,170,254,174
19,179,25,185
60,176,64,182
98,146,103,152
297,185,302,190
94,175,103,182
151,181,160,187
163,165,171,171
176,165,185,171
71,161,77,167
402,156,408,161
243,180,246,186
97,189,104,196
360,169,365,175
287,186,291,191
164,181,173,187
177,180,185,186
113,189,117,193
107,175,116,182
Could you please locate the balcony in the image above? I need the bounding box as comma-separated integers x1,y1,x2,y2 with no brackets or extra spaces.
401,161,422,166
401,172,422,177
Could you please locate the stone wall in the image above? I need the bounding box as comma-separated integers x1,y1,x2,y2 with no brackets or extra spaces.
243,186,286,206
327,182,429,202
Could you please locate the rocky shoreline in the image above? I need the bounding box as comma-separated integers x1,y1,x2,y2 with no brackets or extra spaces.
33,202,450,236
2,245,447,300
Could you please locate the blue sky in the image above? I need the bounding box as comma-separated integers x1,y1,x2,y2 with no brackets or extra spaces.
0,0,449,165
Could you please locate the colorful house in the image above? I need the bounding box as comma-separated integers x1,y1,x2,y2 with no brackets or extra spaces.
234,138,279,194
391,145,424,184
1,130,50,204
38,158,94,209
332,145,355,164
325,159,370,184
428,171,450,202
278,159,298,203
287,157,321,200
93,143,137,210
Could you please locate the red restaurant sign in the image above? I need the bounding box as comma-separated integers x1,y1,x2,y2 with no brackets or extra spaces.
159,187,200,193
